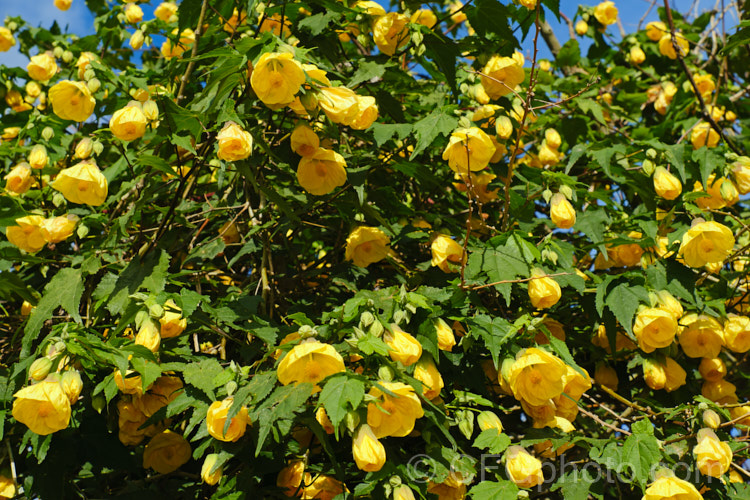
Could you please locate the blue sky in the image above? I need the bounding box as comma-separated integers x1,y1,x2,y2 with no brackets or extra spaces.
0,1,729,69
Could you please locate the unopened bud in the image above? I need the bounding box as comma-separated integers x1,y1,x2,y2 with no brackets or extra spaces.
225,380,238,396
642,159,655,176
53,46,64,59
91,393,106,413
559,185,573,199
62,50,73,63
457,409,475,439
298,325,315,338
135,310,149,328
52,192,66,207
646,148,658,160
369,320,384,337
29,357,52,381
87,78,101,93
83,69,96,81
360,311,375,328
344,410,360,433
41,126,54,141
129,30,144,50
92,141,104,155
541,189,553,203
702,409,721,429
148,303,164,319
378,365,395,382
76,224,89,239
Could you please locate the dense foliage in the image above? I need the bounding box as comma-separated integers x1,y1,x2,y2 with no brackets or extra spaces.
1,0,750,498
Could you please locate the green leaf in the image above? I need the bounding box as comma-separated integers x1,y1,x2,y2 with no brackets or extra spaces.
23,268,84,358
0,196,27,226
0,270,35,302
552,468,597,500
370,123,412,147
622,421,661,487
473,430,511,454
465,0,514,41
409,106,458,159
469,480,519,499
320,374,365,428
182,358,225,400
694,147,722,190
138,154,175,177
468,315,516,365
574,208,610,248
422,31,461,92
349,60,386,88
357,334,390,356
557,39,581,66
254,384,311,455
606,283,647,335
105,250,169,316
297,11,338,36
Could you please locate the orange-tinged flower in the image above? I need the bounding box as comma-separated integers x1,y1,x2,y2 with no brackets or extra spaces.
316,407,335,434
646,21,667,41
251,52,306,109
642,476,703,500
453,171,499,203
206,398,250,442
216,122,253,161
296,147,347,195
277,460,305,496
414,356,443,399
201,453,223,485
691,122,720,149
575,20,588,36
659,32,689,59
27,53,57,82
55,0,73,10
373,13,409,56
12,380,71,435
318,86,360,125
427,472,467,499
505,446,544,489
480,51,525,99
435,318,456,351
160,29,195,59
143,430,191,474
724,314,750,353
345,226,390,267
352,424,386,471
258,13,291,37
48,80,96,122
630,46,646,65
533,416,575,457
6,215,46,253
367,381,424,438
595,364,619,390
693,428,732,477
290,123,319,157
698,357,726,382
40,214,78,244
633,307,678,353
110,104,148,141
679,221,734,268
550,193,576,229
124,3,144,23
159,299,186,338
653,167,682,200
302,473,347,499
76,52,97,80
528,271,561,309
4,162,34,194
276,341,346,389
350,95,379,130
114,369,146,395
430,234,465,272
507,347,566,406
678,314,724,358
702,379,737,404
0,475,16,499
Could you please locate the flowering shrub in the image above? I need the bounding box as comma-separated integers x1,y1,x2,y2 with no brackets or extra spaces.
0,0,749,498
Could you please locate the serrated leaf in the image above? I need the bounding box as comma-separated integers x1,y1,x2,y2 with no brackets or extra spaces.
370,123,412,147
552,468,597,500
622,426,661,487
182,358,225,400
468,315,516,365
574,208,610,248
409,106,458,159
469,480,519,499
320,374,364,428
254,384,312,455
358,334,390,356
473,430,511,454
106,250,169,316
557,39,581,66
349,60,386,87
297,11,338,35
606,283,646,335
23,268,84,358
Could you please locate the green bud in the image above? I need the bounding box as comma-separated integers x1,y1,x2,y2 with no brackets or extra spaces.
541,189,553,203
29,357,52,381
62,50,73,63
148,303,164,319
225,380,238,396
352,326,366,339
360,311,375,328
389,475,402,488
298,325,315,338
76,224,89,239
393,310,407,325
92,141,104,155
559,185,573,199
378,365,395,381
369,320,384,338
53,46,64,58
41,126,54,141
646,148,658,159
91,393,106,413
344,410,360,433
135,310,149,328
83,69,96,81
87,78,101,93
642,159,655,176
457,409,475,439
52,192,66,208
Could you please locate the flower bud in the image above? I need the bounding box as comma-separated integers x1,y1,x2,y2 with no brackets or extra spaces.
42,126,54,141
201,454,223,485
378,365,395,382
130,30,144,50
87,78,101,93
29,357,52,381
702,409,721,429
62,50,73,63
53,46,64,58
92,141,104,155
91,393,106,413
344,410,360,433
61,370,83,403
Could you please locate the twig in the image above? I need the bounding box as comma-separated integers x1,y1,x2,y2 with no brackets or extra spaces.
579,406,632,436
176,0,209,102
466,272,573,291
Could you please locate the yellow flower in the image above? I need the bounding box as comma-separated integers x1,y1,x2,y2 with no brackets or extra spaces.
427,473,467,499
575,20,588,36
435,318,456,351
110,104,148,141
411,9,437,27
594,363,619,390
383,325,422,366
290,123,319,157
135,319,161,352
495,115,514,139
154,2,178,22
724,314,750,353
201,453,223,485
693,428,732,477
251,52,306,109
206,398,250,442
430,234,465,273
12,380,71,435
216,122,253,161
533,416,575,457
316,407,335,434
528,271,561,309
691,122,720,149
27,53,57,82
219,221,240,244
276,460,305,496
4,162,34,194
633,307,678,352
160,299,187,338
0,27,15,52
703,409,721,429
480,52,525,99
277,340,346,388
654,290,683,321
550,193,576,229
130,30,144,49
28,144,48,170
367,381,423,438
663,357,687,391
653,167,681,200
642,476,703,500
6,215,46,253
124,3,144,23
694,174,735,210
505,446,543,489
302,474,347,499
75,137,94,159
257,13,291,37
352,424,386,472
296,147,347,196
442,127,496,174
114,369,145,395
0,475,15,499
702,379,737,404
345,226,390,267
692,74,715,98
39,214,78,244
414,356,443,399
143,430,191,474
160,29,195,59
76,52,97,80
61,370,82,403
594,1,618,26
679,221,734,268
318,86,360,125
659,33,689,59
350,95,379,130
732,158,750,194
477,411,503,433
507,347,566,406
51,160,108,206
48,80,96,122
646,21,666,41
373,13,409,56
453,171,499,203
698,357,726,382
393,485,416,500
517,0,538,9
54,0,73,10
678,314,724,358
630,45,646,65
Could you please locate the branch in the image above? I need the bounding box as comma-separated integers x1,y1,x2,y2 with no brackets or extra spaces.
177,0,209,102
